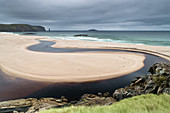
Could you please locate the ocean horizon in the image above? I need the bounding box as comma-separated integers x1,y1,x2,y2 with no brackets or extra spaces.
3,30,170,47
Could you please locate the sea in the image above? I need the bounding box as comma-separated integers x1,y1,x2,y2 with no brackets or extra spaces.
6,31,170,46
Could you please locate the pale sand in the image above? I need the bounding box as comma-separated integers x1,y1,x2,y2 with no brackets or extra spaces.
0,33,169,82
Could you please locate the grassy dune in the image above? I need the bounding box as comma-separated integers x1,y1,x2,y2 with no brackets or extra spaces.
40,94,170,113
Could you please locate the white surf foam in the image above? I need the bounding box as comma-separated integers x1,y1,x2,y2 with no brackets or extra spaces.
47,36,120,43
0,32,19,35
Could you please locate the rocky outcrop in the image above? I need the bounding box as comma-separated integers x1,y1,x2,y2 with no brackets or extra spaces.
113,62,170,101
0,94,116,113
0,24,45,32
0,62,169,113
0,97,68,113
74,34,89,36
148,62,170,75
73,93,115,106
23,33,37,35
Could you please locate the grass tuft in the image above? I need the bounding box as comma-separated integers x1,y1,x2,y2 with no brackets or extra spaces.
40,94,170,113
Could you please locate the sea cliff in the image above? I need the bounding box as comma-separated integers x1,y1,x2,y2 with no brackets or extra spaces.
0,24,45,32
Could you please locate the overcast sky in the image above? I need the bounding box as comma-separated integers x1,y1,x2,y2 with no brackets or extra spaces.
0,0,170,30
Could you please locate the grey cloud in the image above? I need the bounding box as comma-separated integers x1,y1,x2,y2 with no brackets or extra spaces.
0,0,170,30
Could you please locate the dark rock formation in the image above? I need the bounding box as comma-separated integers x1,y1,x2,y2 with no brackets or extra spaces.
74,34,89,36
148,62,170,75
74,94,116,106
0,24,45,32
23,33,37,35
0,97,68,113
113,62,170,101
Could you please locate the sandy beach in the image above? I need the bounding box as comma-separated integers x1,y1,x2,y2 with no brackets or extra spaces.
0,33,169,82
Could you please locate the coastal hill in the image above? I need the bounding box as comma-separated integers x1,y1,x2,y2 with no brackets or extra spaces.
0,24,45,32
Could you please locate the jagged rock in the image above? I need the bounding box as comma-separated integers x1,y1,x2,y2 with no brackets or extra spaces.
144,80,155,90
131,76,147,86
113,88,137,100
75,94,116,106
69,100,78,105
79,94,94,100
148,62,170,75
62,98,68,102
97,92,102,97
157,81,167,94
74,34,89,36
29,103,56,113
112,63,170,101
59,96,68,102
144,80,158,94
0,97,68,113
134,86,144,95
0,99,34,113
130,83,135,87
55,99,63,103
61,96,65,99
131,78,138,83
135,78,144,84
145,85,158,94
113,89,125,101
80,94,96,99
126,89,136,97
145,74,152,82
163,88,170,94
103,92,110,97
89,94,96,98
166,76,170,86
13,110,19,113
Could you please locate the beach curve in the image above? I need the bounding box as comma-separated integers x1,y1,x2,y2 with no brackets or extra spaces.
0,33,169,82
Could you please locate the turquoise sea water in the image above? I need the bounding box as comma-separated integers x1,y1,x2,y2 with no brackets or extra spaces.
15,31,170,46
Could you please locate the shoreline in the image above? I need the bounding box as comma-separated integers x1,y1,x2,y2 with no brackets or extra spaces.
0,62,169,113
2,31,170,47
0,33,169,82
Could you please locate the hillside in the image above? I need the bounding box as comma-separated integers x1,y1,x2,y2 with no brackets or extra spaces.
0,24,45,32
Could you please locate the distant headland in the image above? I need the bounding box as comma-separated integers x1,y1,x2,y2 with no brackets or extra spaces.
0,24,46,32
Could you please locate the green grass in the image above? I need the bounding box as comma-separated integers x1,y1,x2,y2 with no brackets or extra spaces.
40,94,170,113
